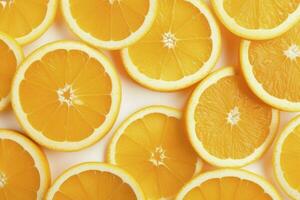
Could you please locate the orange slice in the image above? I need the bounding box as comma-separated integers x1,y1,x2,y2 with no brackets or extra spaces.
274,115,300,199
0,32,23,111
108,106,202,199
241,22,300,111
45,162,144,200
12,41,121,151
61,0,158,50
176,169,281,200
0,0,58,45
212,0,300,40
121,0,221,91
0,129,50,199
186,67,279,167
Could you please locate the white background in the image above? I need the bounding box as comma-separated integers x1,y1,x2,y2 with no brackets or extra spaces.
0,3,296,199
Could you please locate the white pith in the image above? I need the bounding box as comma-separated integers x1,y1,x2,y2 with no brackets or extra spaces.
227,106,240,125
162,32,177,49
284,44,300,60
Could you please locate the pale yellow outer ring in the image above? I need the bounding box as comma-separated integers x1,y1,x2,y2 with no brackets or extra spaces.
186,67,279,167
121,0,221,91
45,162,145,200
0,129,51,199
211,0,300,40
61,0,158,50
11,41,121,151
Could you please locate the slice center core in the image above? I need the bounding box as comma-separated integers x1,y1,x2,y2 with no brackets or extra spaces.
57,84,75,106
162,32,177,49
149,146,166,166
0,0,14,7
108,0,119,4
0,172,7,188
284,44,300,60
227,106,240,125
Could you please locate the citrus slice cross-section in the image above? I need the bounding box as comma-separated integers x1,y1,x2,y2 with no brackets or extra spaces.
121,0,221,91
108,106,202,199
212,0,300,40
176,169,281,200
61,0,158,50
0,129,50,200
186,67,279,167
0,32,23,111
12,41,121,151
241,22,300,111
274,115,300,200
45,162,144,200
0,0,58,45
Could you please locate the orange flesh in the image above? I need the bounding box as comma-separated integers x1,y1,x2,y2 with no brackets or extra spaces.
19,49,112,141
115,112,198,199
69,0,150,41
280,125,300,191
127,0,212,81
224,0,300,29
0,0,49,38
0,39,17,101
0,139,40,200
184,177,272,200
249,22,300,102
53,170,136,200
195,75,272,159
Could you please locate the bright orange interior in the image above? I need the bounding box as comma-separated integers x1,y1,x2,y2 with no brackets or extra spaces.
69,0,150,41
127,0,212,81
184,176,272,200
195,75,272,159
0,39,17,101
0,0,48,38
224,0,299,29
0,139,40,199
53,170,136,200
280,125,300,191
19,49,112,141
249,22,300,102
115,112,198,199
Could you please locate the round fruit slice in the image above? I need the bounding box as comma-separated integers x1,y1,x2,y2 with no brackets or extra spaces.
211,0,300,40
108,106,202,199
0,32,23,111
186,67,279,167
12,41,121,151
45,162,144,200
121,0,221,91
0,129,50,199
61,0,158,50
274,115,300,199
241,22,300,111
176,169,281,200
0,0,58,45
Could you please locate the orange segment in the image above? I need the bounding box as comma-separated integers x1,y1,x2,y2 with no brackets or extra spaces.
241,22,300,111
121,0,221,91
12,41,121,151
0,0,57,45
0,32,23,111
0,129,50,200
61,0,158,49
274,115,300,199
186,67,279,167
176,169,281,200
45,163,144,200
108,106,201,199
